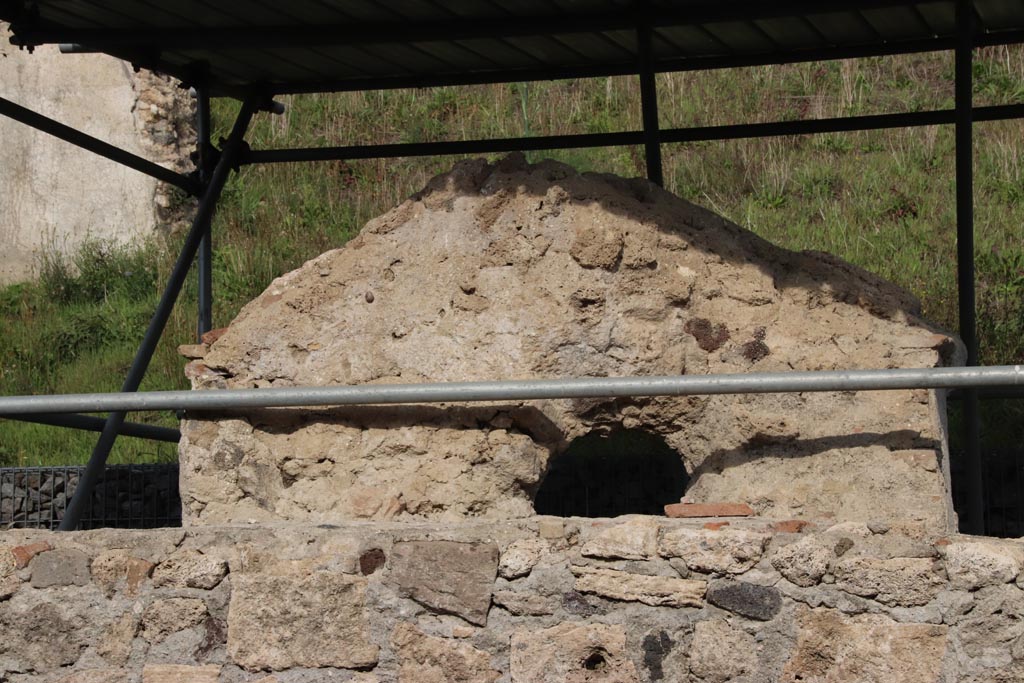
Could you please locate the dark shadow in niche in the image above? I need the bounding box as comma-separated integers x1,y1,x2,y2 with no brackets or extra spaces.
533,429,688,518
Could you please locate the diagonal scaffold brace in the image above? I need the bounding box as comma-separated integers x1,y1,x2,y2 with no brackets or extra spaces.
57,95,260,531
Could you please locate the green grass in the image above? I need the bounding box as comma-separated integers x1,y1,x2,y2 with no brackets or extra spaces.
2,47,1023,465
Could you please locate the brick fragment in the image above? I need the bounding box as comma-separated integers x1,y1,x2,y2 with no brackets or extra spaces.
704,522,731,531
665,503,753,518
771,520,811,534
12,541,52,569
200,326,229,345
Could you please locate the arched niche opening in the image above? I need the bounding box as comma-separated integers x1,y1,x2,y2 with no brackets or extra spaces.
533,429,688,518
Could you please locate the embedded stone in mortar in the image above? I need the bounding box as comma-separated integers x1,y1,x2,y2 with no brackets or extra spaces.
180,154,961,532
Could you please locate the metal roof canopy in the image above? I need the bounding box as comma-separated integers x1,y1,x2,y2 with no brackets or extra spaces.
2,0,1024,533
3,0,1024,96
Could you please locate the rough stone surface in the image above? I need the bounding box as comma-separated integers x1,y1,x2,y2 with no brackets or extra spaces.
833,556,944,606
510,622,640,682
571,565,706,607
781,608,948,682
391,622,500,683
389,541,499,625
580,516,660,560
706,580,783,621
498,538,547,579
941,540,1023,591
97,611,139,666
658,527,769,574
228,571,378,670
142,664,221,682
29,548,90,588
91,550,155,597
0,22,194,284
664,503,753,518
152,549,228,589
0,521,1019,682
689,618,759,683
180,156,959,533
771,537,832,587
140,598,207,644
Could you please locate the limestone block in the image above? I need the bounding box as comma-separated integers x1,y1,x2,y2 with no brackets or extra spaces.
689,618,759,683
771,537,832,587
498,538,547,579
142,664,221,682
391,622,500,683
833,557,944,606
492,590,556,616
658,527,769,574
510,622,639,682
97,611,139,666
152,549,228,589
581,516,660,560
0,545,15,578
941,540,1023,591
954,584,1024,661
571,565,705,607
228,571,378,670
55,669,130,683
781,608,948,682
389,541,499,626
0,600,93,673
91,550,155,596
141,598,208,644
30,548,91,588
706,580,782,621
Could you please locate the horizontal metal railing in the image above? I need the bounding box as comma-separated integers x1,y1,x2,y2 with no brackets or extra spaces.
0,365,1020,415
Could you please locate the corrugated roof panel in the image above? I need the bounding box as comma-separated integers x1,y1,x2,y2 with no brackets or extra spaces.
860,6,935,41
755,17,828,50
657,25,729,57
975,0,1024,30
4,0,1024,96
804,10,881,45
700,21,780,54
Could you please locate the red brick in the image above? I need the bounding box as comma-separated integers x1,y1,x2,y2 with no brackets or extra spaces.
200,326,229,346
771,520,811,534
934,538,951,547
664,503,754,518
12,541,52,569
703,522,731,531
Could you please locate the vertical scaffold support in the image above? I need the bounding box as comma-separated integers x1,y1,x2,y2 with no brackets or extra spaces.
956,0,985,535
58,97,259,531
637,15,663,187
195,82,214,340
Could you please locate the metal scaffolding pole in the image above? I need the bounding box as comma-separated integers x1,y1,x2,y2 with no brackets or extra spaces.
1,366,1021,416
195,82,215,340
956,0,985,535
57,97,259,531
637,16,663,187
0,96,200,195
7,413,181,442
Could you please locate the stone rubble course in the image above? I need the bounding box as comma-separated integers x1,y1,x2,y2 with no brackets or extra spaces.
0,520,1021,681
180,155,960,534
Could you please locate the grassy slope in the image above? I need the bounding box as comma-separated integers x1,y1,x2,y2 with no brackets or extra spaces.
1,48,1022,465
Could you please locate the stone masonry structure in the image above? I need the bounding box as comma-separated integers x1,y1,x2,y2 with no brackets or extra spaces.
0,24,194,283
180,154,960,535
2,518,1024,681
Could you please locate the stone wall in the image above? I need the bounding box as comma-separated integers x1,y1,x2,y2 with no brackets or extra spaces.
0,25,194,284
2,517,1022,682
180,155,962,535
